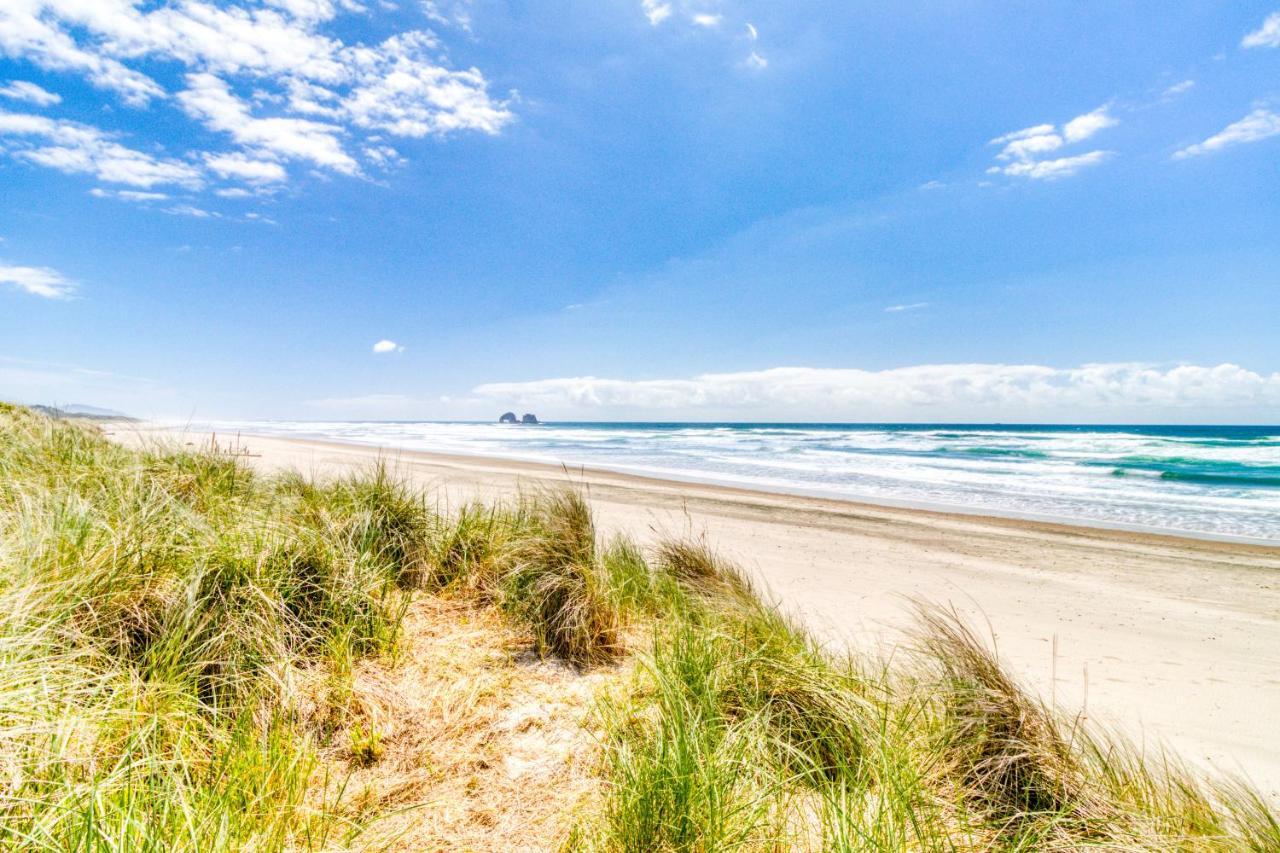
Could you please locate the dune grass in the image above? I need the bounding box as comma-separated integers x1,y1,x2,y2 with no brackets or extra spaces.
0,402,1275,850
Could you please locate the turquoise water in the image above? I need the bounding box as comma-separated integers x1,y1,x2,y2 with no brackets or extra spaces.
204,421,1280,542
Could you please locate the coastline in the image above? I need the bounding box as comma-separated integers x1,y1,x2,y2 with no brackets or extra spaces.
161,423,1280,549
111,423,1280,799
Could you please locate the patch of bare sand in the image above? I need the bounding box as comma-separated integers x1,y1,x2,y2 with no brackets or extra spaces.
302,597,627,850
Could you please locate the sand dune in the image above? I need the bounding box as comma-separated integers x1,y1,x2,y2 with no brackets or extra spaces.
110,424,1280,800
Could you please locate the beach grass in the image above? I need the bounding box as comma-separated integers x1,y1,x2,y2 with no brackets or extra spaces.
0,401,1275,850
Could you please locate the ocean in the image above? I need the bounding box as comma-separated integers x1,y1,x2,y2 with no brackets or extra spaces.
200,421,1280,543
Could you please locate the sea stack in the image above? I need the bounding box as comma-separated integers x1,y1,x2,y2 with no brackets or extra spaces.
521,413,539,424
499,411,518,423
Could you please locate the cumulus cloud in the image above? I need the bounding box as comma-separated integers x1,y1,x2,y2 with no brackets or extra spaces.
0,111,205,188
0,0,512,194
472,363,1280,420
0,79,60,106
1242,11,1280,48
0,261,75,298
343,32,512,138
178,73,359,174
988,107,1116,180
0,4,164,105
372,339,404,353
1173,108,1280,159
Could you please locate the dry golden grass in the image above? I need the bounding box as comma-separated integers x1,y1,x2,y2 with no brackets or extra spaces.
305,595,630,851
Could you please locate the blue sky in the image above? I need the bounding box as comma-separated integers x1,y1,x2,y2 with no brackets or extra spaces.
1,1,1279,422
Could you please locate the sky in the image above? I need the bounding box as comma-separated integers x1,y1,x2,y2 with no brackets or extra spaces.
1,1,1279,423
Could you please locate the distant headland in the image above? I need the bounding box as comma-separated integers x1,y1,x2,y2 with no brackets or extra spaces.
30,404,136,422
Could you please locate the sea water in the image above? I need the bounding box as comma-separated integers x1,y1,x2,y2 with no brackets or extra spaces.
198,421,1280,542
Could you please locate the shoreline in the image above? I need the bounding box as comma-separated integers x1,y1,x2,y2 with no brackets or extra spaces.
189,425,1280,552
111,423,1280,799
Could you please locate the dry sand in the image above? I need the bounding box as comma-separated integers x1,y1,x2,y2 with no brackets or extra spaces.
110,424,1280,800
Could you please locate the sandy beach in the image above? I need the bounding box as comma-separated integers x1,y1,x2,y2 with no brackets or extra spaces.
112,424,1280,800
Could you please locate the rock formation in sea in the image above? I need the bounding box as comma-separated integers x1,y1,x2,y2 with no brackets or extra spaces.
499,412,518,424
521,413,539,424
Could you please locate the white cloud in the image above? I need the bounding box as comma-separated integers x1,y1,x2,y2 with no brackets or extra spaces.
0,4,165,105
0,111,205,188
1173,108,1280,159
214,187,255,198
0,79,60,106
884,302,929,313
1242,12,1280,48
990,123,1056,144
265,0,366,22
0,261,74,298
342,32,512,138
178,72,359,174
641,0,673,25
992,150,1111,180
363,143,401,165
995,130,1063,161
15,1,348,87
421,1,473,32
204,151,289,183
164,204,219,218
639,3,765,68
0,0,511,192
1062,106,1118,143
988,107,1117,180
372,339,404,353
472,363,1280,420
1163,79,1195,97
89,187,169,202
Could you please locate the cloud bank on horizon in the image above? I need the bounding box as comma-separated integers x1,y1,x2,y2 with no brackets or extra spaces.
470,363,1280,422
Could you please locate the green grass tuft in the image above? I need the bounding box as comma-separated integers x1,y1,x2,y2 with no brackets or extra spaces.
505,489,622,667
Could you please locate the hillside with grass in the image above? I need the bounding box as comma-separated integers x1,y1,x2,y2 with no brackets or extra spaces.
0,402,1275,850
